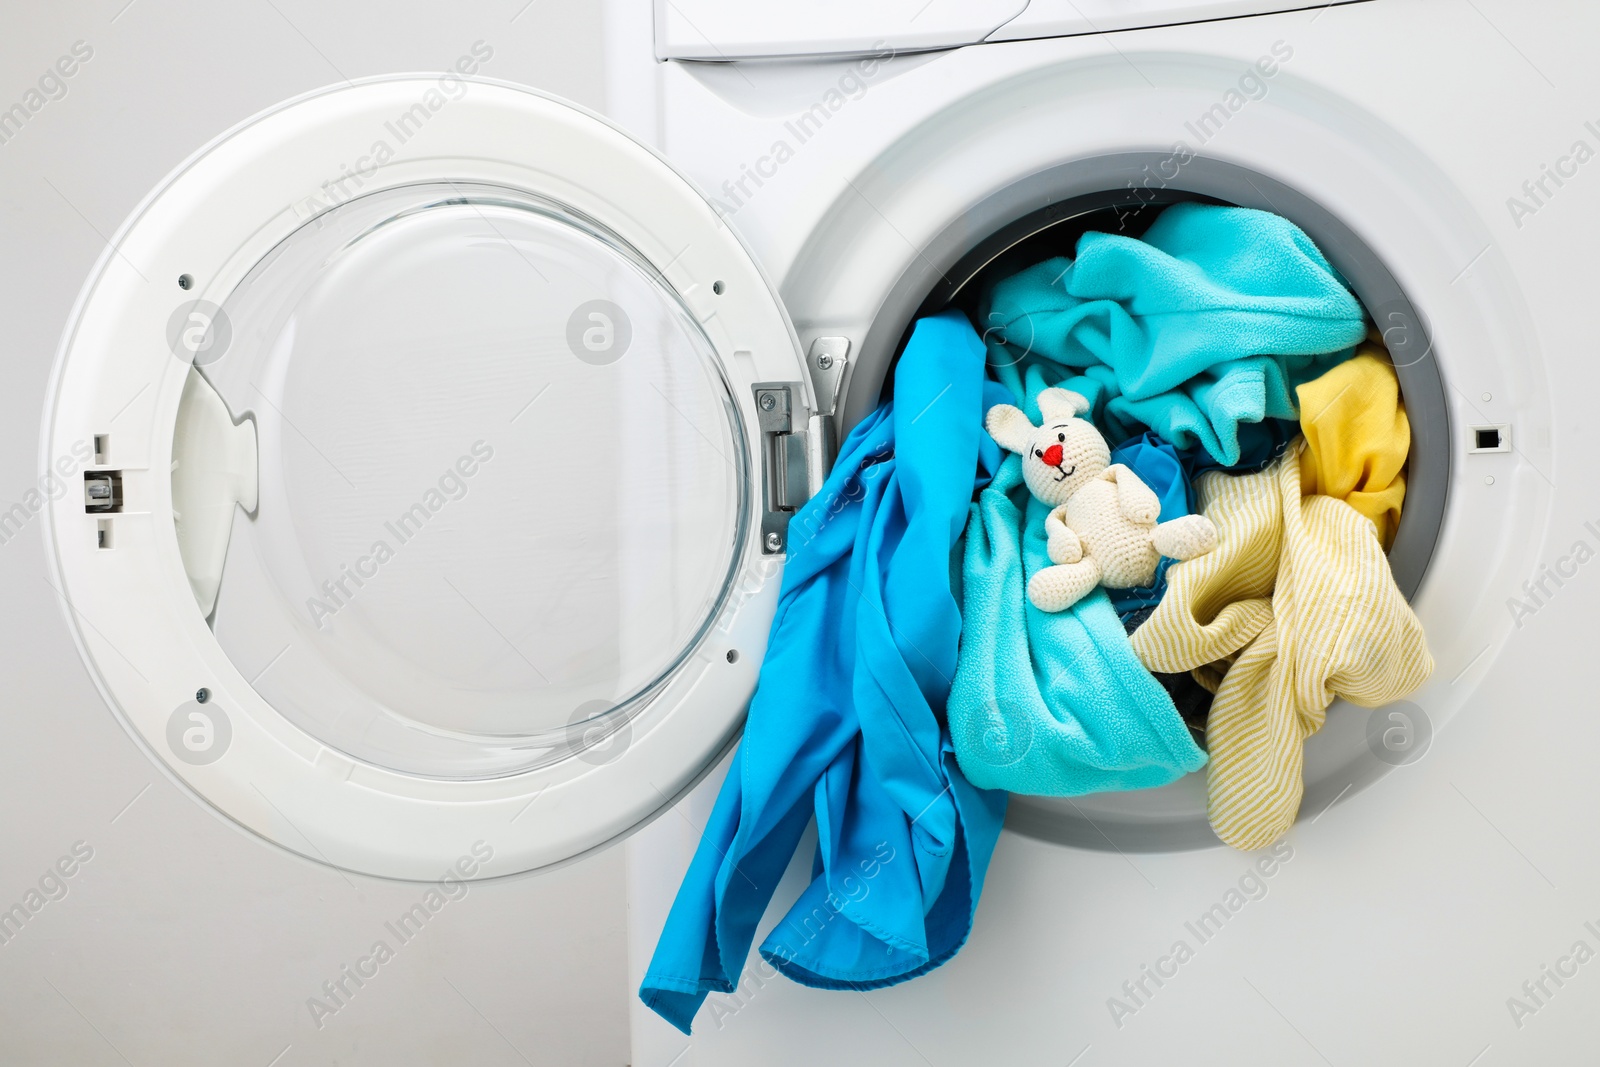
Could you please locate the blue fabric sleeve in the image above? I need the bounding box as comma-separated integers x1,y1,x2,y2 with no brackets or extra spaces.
639,311,1008,1034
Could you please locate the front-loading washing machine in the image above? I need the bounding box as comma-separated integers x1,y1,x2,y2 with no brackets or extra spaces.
9,0,1600,1064
610,2,1600,1064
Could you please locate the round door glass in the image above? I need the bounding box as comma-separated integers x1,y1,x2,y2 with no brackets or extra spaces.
197,182,749,779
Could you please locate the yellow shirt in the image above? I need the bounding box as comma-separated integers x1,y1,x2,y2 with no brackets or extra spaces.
1296,345,1409,550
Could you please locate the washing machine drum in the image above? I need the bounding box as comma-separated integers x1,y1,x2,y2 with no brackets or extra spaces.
44,78,815,880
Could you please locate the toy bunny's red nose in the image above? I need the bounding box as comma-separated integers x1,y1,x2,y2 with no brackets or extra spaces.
1042,444,1064,467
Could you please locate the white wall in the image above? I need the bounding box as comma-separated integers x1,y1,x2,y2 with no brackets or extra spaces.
0,3,629,1063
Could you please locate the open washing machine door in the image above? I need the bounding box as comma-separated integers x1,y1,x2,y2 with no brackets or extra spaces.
41,76,825,881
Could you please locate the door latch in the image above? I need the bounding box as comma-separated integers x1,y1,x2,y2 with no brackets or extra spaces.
84,470,123,513
752,382,810,554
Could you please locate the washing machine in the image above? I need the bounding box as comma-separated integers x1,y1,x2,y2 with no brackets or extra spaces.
613,1,1600,1064
7,0,1596,1064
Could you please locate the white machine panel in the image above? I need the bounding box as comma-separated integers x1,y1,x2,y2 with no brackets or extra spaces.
655,0,1029,60
653,0,1362,59
987,0,1365,42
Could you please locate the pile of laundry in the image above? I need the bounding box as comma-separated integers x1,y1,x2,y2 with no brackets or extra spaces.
639,202,1433,1033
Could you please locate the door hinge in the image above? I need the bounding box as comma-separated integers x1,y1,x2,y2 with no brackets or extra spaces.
803,336,849,500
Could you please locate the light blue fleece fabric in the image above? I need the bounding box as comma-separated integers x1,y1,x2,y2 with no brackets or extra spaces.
983,202,1365,466
639,312,1010,1035
947,421,1208,797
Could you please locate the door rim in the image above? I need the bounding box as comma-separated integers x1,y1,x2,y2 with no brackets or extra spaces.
41,75,807,880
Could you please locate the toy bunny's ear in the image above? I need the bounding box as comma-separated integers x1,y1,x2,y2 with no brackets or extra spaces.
1037,388,1091,421
984,403,1036,454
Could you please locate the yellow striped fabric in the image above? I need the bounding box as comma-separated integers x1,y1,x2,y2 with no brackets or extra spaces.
1129,441,1433,850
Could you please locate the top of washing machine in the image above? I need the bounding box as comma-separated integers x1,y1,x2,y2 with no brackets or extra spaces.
653,0,1362,59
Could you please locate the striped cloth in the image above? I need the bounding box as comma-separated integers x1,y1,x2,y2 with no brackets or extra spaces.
1130,441,1432,849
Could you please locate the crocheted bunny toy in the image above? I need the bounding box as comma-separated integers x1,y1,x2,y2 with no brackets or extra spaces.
985,387,1220,612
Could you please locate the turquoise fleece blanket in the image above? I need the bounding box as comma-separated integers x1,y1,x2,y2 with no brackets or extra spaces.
982,202,1365,466
948,440,1209,796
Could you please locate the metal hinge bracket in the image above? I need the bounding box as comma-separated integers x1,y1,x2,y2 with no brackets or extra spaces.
802,337,850,497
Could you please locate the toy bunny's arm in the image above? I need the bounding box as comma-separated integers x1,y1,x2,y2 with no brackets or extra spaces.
1100,464,1161,525
1044,504,1082,564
